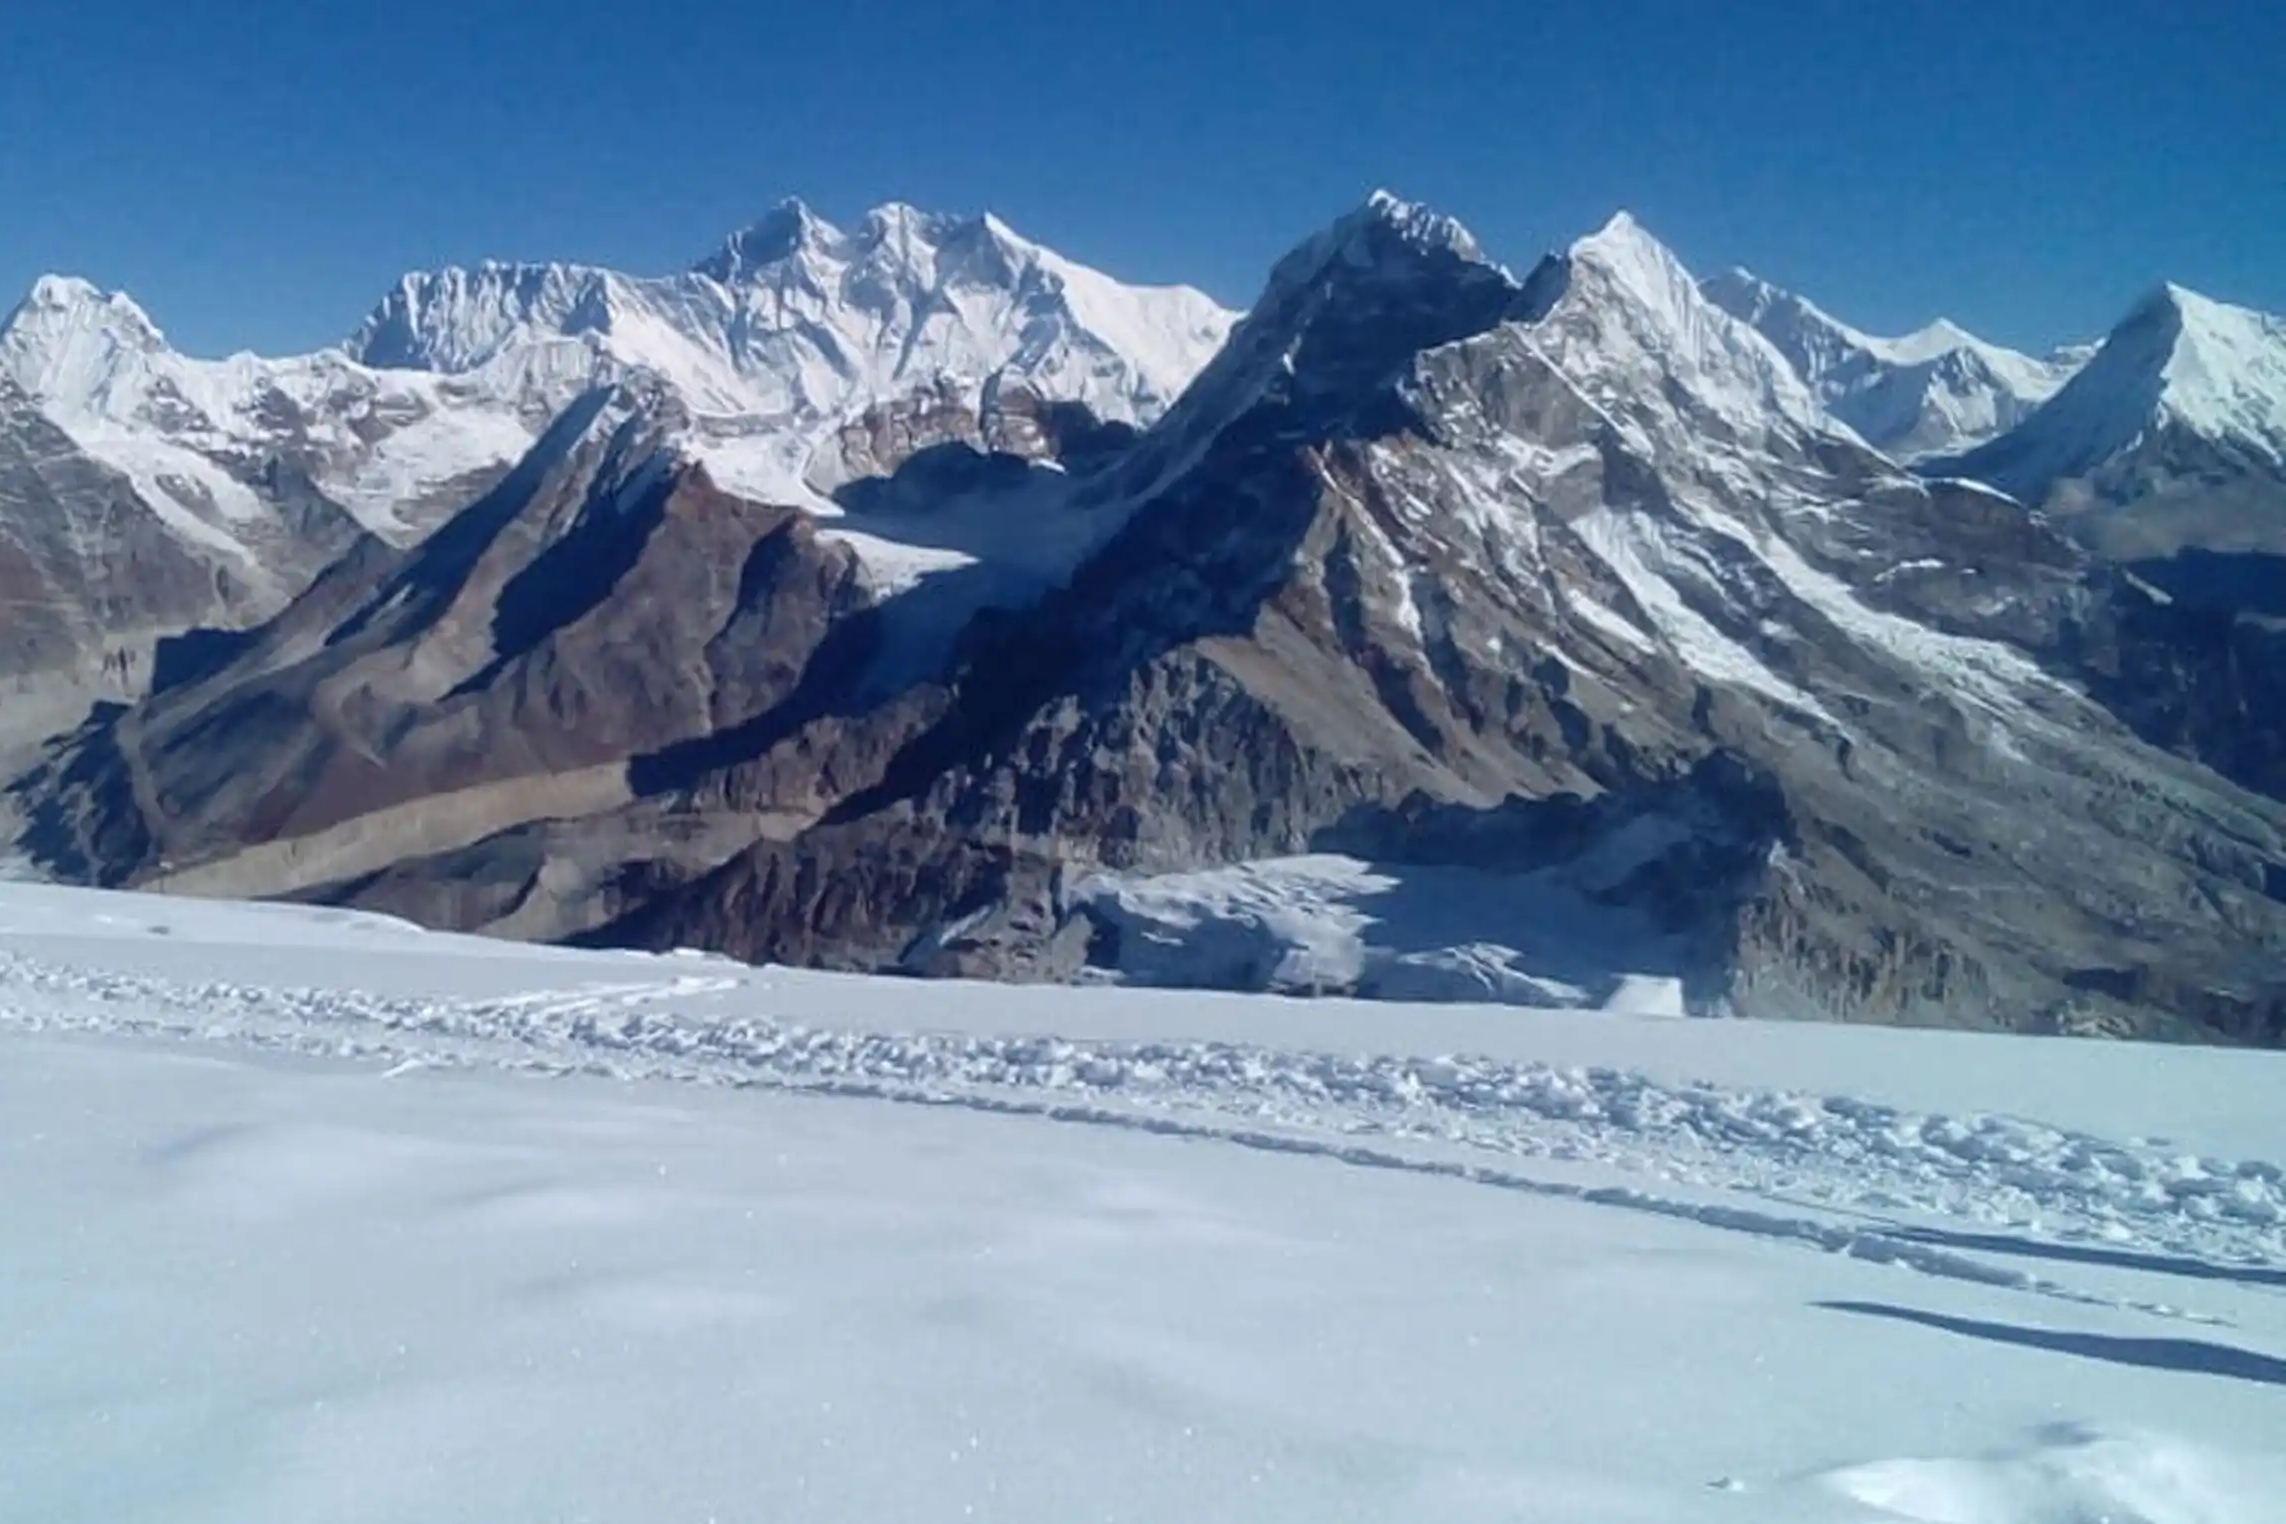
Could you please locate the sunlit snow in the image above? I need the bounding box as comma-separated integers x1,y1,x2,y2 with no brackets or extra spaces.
3,882,2283,1523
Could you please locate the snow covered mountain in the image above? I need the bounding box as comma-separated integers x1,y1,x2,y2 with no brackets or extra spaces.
10,193,2286,1042
0,204,1240,757
594,197,2281,1038
1939,283,2286,556
2,205,1238,562
0,275,535,553
1702,267,2082,459
345,199,1237,508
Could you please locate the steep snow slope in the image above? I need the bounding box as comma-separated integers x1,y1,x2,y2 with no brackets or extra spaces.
1547,214,1834,445
3,881,2285,1523
1703,267,2082,458
1940,283,2286,554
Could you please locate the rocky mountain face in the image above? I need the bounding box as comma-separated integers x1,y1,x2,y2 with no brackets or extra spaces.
1702,268,2081,460
0,376,252,749
14,383,869,893
10,195,2286,1042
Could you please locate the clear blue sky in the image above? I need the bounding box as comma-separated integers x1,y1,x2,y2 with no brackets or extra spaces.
2,0,2278,357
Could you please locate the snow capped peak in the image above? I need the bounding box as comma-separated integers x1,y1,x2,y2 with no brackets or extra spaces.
17,273,160,331
1567,211,1717,336
1252,192,1503,321
2136,279,2212,323
346,261,621,376
13,274,157,331
857,200,949,243
1571,210,1667,268
695,200,1042,290
693,197,831,282
1886,317,1980,363
1940,280,2286,512
2,278,219,493
1,275,170,398
335,201,1238,516
1535,212,1830,442
1352,189,1488,264
2078,281,2286,447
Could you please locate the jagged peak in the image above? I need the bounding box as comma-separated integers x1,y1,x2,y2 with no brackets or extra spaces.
1253,191,1503,317
1562,209,1740,353
1522,210,1834,438
693,197,841,282
1351,189,1487,264
379,259,615,296
689,198,1051,288
857,200,943,239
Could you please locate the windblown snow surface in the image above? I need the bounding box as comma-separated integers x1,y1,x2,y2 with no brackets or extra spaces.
4,883,2284,1523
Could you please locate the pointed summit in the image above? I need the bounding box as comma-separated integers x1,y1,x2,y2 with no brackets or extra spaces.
1573,209,1656,255
1565,210,1712,337
1253,191,1504,321
4,274,167,351
694,198,838,283
0,274,172,407
1935,281,2286,553
1510,210,1831,443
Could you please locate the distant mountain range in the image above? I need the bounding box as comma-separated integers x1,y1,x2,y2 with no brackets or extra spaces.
4,194,2283,1042
1700,267,2088,460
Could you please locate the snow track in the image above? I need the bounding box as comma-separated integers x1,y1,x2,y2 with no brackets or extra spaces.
4,947,2280,1315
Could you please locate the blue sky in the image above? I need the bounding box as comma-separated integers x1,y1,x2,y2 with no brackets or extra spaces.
2,0,2278,357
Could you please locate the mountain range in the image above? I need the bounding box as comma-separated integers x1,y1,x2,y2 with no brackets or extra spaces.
1700,267,2088,460
4,192,2283,1043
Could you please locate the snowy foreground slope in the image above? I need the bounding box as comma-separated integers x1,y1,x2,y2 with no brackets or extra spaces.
4,884,2285,1524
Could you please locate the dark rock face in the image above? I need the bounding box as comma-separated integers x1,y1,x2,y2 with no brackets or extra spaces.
590,811,1084,982
16,387,878,896
0,381,252,746
2072,577,2286,808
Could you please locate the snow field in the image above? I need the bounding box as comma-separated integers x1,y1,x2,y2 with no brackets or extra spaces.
3,883,2284,1522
